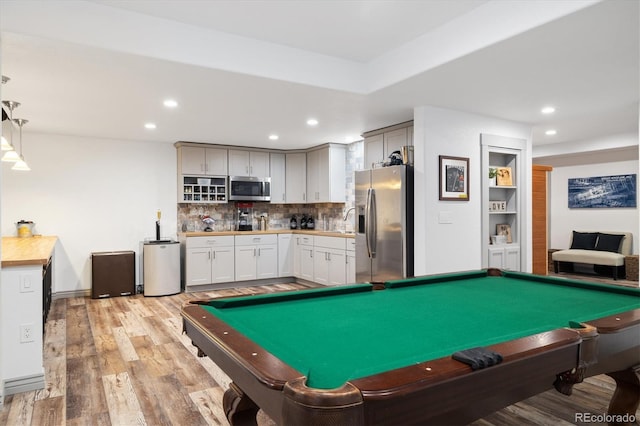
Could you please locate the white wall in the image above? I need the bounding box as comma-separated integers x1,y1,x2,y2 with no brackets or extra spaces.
413,105,532,275
547,159,639,253
1,133,177,294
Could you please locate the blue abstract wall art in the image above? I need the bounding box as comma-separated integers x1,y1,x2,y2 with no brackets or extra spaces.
568,174,637,208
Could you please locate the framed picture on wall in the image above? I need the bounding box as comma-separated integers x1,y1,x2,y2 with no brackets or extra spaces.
439,155,469,201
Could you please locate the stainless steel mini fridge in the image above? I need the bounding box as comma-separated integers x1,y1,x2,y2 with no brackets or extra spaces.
143,241,181,296
355,165,414,283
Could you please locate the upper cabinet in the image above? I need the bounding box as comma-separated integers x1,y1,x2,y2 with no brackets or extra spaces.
270,153,286,204
285,152,307,203
363,121,413,169
307,144,346,203
179,146,228,176
481,134,526,272
228,149,270,177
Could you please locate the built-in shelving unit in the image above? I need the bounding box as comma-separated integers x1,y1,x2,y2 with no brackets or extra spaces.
181,176,227,203
481,134,526,271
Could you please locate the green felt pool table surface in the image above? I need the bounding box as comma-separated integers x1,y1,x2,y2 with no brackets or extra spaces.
197,270,640,389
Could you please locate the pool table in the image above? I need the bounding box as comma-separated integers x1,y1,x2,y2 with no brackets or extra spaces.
181,269,640,425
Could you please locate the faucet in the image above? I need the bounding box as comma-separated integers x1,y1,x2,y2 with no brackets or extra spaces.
343,207,355,221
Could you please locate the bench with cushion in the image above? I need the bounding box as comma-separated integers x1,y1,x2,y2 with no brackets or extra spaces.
552,231,632,280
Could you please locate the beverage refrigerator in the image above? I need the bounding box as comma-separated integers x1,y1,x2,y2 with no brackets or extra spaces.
355,164,414,283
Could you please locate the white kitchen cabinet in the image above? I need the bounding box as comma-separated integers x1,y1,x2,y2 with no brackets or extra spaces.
228,150,270,177
313,236,347,285
306,144,346,203
179,146,228,176
285,153,307,203
363,122,413,168
364,134,383,170
346,238,356,284
293,235,314,280
270,153,286,204
235,234,278,281
278,234,293,277
185,236,235,286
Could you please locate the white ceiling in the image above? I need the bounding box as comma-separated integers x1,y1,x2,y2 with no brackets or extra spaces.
0,0,638,153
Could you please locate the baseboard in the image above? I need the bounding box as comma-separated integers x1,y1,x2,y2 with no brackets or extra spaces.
3,373,45,396
52,289,91,300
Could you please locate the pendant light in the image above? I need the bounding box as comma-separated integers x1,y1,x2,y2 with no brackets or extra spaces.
11,118,30,171
1,100,20,162
1,77,13,150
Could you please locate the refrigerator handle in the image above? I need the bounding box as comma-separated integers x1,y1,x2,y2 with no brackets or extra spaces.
369,188,377,258
365,188,377,258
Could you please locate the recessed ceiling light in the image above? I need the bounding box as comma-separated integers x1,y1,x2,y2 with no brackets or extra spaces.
541,106,555,114
306,118,318,126
269,134,279,140
144,123,157,129
163,99,178,108
545,129,557,136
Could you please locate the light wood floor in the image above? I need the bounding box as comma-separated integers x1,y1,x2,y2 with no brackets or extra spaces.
1,280,638,426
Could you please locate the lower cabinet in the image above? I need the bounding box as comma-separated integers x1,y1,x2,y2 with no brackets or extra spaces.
488,245,520,271
185,236,235,286
183,233,355,288
346,238,356,284
293,235,314,281
277,234,293,277
313,236,347,286
235,234,278,281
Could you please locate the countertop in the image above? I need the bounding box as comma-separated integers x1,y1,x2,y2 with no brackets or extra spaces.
1,236,58,267
179,229,355,239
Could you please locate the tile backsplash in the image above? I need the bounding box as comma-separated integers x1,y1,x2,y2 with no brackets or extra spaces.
178,202,352,232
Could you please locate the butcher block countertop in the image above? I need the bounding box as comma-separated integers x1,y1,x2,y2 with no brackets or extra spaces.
1,236,58,267
180,229,355,239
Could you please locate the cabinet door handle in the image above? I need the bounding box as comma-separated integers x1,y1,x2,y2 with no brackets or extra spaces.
213,251,216,260
303,193,306,201
258,248,261,257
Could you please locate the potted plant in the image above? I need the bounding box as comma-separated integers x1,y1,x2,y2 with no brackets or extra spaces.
489,167,498,186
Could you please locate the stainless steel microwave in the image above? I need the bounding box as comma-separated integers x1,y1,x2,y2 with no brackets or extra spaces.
229,176,271,201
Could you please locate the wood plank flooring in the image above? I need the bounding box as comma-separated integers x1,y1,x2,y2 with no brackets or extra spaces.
0,280,638,426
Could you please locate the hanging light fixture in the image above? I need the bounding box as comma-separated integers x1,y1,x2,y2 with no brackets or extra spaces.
11,118,30,171
1,76,13,150
1,100,20,162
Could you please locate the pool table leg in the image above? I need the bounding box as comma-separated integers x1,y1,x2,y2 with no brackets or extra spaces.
223,382,259,426
606,365,640,420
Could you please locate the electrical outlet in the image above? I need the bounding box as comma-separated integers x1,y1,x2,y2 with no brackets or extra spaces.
20,323,34,343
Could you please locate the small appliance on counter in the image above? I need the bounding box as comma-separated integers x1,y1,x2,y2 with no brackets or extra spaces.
16,220,34,237
300,214,308,229
237,202,253,231
201,215,215,232
290,215,297,229
306,215,315,229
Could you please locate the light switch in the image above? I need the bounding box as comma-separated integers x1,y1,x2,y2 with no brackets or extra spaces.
438,211,453,224
19,275,34,293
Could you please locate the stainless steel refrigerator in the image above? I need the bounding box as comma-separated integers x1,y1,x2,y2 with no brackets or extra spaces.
355,165,414,283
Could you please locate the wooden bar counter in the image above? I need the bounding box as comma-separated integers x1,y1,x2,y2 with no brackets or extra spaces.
2,236,58,267
1,235,57,402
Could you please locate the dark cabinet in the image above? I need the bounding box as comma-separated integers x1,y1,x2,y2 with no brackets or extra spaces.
91,251,135,298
